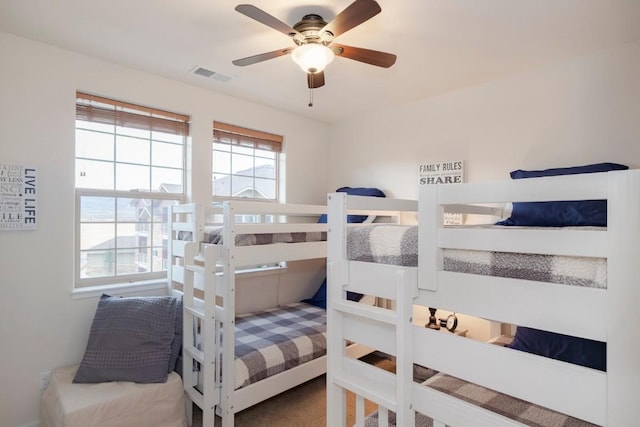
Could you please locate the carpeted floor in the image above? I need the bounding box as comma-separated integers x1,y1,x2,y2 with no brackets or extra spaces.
190,353,395,427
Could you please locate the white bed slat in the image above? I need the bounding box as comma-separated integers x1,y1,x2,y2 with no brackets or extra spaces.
346,261,417,300
223,200,326,216
333,300,397,325
232,355,327,413
439,227,607,257
413,327,606,426
434,172,609,205
232,241,326,265
415,271,606,341
332,357,397,411
233,222,326,234
343,194,418,212
341,310,396,356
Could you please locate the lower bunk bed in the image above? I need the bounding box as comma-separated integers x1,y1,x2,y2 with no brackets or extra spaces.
326,168,640,427
168,200,373,427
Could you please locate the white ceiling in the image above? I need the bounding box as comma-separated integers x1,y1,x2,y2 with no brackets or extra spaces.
1,0,639,123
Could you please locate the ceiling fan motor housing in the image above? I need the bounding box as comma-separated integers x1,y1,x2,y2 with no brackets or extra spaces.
292,14,333,45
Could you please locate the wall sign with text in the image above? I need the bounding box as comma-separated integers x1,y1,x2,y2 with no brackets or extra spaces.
418,160,464,225
0,163,38,230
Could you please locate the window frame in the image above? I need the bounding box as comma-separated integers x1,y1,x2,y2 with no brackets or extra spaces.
74,92,188,289
212,122,282,203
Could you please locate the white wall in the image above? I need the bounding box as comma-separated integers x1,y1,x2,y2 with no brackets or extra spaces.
0,32,330,427
327,41,640,340
328,41,640,199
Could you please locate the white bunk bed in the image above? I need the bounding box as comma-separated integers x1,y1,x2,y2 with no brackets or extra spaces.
326,169,640,427
168,200,373,427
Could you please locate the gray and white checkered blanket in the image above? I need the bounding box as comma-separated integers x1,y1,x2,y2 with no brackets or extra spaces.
347,225,606,288
365,373,598,426
233,302,326,390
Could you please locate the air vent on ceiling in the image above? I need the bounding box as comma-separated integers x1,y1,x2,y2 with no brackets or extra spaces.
190,66,235,82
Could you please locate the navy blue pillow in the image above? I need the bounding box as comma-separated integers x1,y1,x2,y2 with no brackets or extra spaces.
302,278,363,309
507,327,606,371
318,187,386,224
496,163,628,227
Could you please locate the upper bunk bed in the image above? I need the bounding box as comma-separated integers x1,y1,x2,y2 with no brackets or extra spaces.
167,199,373,427
326,165,640,427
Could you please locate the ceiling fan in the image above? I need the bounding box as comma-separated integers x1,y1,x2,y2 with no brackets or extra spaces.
232,0,397,92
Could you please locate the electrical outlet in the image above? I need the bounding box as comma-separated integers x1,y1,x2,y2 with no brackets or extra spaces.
39,371,51,390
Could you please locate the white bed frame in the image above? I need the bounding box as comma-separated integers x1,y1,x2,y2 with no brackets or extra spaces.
326,169,640,427
168,200,372,427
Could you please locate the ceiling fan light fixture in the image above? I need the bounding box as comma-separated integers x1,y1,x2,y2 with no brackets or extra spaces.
291,43,335,74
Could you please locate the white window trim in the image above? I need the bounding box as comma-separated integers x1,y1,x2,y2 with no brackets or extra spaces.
74,188,183,288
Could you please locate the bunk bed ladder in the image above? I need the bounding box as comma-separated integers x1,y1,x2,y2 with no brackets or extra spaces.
327,268,417,426
327,192,417,426
182,242,221,427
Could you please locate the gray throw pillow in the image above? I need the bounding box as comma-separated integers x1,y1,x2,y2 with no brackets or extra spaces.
73,294,177,384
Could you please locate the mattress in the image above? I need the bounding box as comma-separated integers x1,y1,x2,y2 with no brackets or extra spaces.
179,226,326,246
232,302,327,390
346,225,607,289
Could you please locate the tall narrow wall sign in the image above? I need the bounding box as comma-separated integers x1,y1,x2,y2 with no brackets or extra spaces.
0,163,38,230
418,160,464,225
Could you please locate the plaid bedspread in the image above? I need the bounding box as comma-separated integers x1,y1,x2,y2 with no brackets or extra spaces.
233,302,326,390
347,225,606,288
179,226,326,246
365,374,598,427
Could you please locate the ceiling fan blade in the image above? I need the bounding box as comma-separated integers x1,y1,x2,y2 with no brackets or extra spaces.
307,71,325,89
332,43,396,68
320,0,381,38
232,47,293,67
235,5,302,39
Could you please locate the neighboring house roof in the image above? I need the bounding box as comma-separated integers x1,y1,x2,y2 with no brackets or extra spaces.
159,183,181,193
213,164,275,199
90,236,138,251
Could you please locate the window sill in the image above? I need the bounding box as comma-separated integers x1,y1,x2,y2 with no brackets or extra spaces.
71,279,168,300
72,264,286,300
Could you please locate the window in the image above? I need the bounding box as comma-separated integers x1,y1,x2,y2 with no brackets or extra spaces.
212,122,282,201
75,92,188,288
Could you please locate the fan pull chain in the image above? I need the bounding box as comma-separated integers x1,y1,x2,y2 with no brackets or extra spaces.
308,73,314,107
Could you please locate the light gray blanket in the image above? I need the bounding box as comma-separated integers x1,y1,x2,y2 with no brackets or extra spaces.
347,225,606,289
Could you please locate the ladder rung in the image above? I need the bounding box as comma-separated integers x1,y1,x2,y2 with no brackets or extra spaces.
185,386,204,409
185,305,204,319
333,300,397,325
185,345,205,364
186,264,205,274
